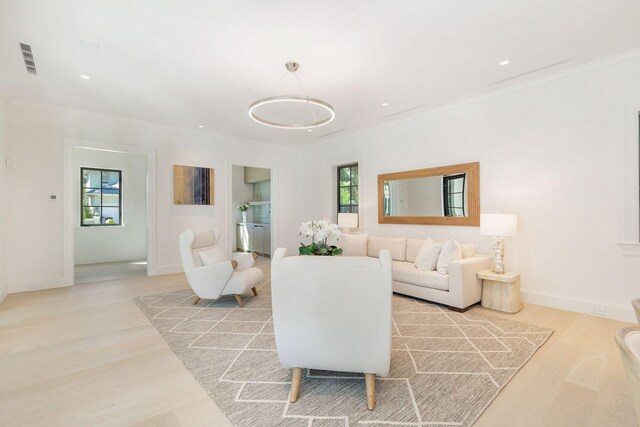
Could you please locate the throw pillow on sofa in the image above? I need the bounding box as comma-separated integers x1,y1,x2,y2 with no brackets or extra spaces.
436,240,462,274
198,246,227,265
460,243,475,258
340,232,369,256
414,237,442,271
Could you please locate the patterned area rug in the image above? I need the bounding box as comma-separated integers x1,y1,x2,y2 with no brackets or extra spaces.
135,277,552,426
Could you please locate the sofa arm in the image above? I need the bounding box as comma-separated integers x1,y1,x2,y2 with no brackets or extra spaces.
448,256,492,309
231,252,256,271
272,248,288,265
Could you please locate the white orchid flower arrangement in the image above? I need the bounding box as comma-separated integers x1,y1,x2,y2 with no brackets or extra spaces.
237,203,250,212
299,219,342,256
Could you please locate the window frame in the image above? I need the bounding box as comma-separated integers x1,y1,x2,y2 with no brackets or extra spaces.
80,167,123,227
442,173,466,217
618,104,640,255
337,163,359,215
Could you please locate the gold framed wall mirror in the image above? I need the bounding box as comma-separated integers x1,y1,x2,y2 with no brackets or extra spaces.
378,162,480,226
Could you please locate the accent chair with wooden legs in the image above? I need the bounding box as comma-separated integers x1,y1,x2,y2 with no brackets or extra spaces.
179,229,263,307
271,247,393,410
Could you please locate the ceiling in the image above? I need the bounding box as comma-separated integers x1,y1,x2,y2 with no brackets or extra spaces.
1,0,639,145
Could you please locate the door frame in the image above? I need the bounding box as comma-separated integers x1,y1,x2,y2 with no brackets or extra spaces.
227,158,278,257
63,137,157,285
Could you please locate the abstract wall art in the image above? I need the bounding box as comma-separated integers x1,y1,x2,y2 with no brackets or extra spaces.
173,165,214,205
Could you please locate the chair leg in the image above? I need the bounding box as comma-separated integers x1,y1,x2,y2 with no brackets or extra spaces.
252,252,258,260
365,373,376,410
252,287,258,296
290,368,303,403
193,296,201,305
235,295,245,307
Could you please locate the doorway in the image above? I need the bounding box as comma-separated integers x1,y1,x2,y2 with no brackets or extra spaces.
63,138,157,286
229,163,277,258
72,147,148,283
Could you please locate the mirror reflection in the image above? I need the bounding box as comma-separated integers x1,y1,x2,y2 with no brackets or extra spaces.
382,173,467,217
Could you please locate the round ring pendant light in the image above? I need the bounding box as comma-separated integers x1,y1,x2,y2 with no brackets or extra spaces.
248,62,335,130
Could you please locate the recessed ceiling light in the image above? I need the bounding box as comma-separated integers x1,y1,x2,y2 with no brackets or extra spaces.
198,125,204,128
499,60,510,66
307,129,313,132
80,74,91,80
381,102,389,107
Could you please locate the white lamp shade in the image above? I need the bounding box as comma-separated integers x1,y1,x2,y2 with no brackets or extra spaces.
338,212,358,228
480,213,517,237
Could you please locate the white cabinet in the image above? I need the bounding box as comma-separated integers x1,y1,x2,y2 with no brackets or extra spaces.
236,224,271,256
263,226,271,256
236,224,250,252
244,167,271,184
253,225,264,254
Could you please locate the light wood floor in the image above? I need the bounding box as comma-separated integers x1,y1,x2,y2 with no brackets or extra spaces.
74,260,148,284
0,259,637,427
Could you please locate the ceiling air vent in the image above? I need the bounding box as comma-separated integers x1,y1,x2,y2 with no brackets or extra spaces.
487,59,573,86
381,104,426,120
19,42,37,75
319,128,347,138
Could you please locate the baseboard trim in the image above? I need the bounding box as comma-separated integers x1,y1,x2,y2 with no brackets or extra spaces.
8,277,72,294
521,288,636,323
150,264,183,276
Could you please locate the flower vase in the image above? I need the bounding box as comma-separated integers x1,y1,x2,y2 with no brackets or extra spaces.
242,211,247,223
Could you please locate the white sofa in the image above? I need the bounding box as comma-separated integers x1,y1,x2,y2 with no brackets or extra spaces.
345,235,491,311
271,248,393,410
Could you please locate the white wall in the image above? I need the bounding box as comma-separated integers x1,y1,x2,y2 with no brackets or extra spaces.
5,101,301,293
73,148,148,265
298,53,640,322
0,98,7,303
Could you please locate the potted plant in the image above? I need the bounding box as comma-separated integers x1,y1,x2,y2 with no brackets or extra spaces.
238,202,250,223
299,219,342,256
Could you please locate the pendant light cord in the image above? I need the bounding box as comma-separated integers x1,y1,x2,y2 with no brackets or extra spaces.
292,70,318,124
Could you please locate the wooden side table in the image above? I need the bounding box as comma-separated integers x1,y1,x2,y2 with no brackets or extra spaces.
477,269,522,313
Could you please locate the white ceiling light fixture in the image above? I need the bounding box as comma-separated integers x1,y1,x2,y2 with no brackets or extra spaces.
80,74,91,79
499,60,510,66
198,125,204,128
248,61,335,130
381,102,389,107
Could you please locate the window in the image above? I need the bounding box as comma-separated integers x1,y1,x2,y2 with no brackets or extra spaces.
81,167,122,226
337,163,358,214
443,174,465,217
383,181,391,217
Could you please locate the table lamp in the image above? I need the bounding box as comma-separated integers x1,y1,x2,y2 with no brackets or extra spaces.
480,213,517,274
338,213,358,232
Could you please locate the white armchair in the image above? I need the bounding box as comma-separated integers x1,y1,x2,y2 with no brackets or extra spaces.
271,248,393,410
179,229,264,307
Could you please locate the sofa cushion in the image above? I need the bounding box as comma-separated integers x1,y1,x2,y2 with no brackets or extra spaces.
368,237,407,261
406,238,424,263
340,232,369,256
436,240,462,274
198,246,227,266
414,237,442,271
392,261,449,291
407,238,474,261
461,243,475,259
